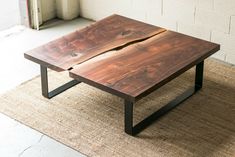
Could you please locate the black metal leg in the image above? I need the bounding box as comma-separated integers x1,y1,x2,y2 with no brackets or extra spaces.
195,61,204,91
40,65,80,99
125,100,134,135
124,61,204,136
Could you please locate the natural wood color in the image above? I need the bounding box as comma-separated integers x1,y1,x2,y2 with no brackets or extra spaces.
24,14,220,102
70,31,220,101
24,14,165,71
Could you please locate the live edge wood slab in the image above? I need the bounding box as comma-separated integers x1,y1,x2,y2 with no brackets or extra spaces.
24,14,220,135
25,14,165,71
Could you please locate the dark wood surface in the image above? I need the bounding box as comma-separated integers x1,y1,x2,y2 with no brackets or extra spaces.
24,14,165,71
24,14,220,101
70,31,220,102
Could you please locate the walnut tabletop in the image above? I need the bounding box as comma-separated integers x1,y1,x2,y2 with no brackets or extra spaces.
24,14,220,101
24,14,165,71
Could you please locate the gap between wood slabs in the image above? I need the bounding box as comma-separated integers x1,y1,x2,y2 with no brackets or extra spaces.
70,29,168,71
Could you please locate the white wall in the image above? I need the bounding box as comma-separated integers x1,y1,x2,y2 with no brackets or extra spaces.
0,0,20,30
79,0,235,65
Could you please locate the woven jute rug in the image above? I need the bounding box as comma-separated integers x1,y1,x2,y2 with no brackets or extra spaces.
0,59,235,157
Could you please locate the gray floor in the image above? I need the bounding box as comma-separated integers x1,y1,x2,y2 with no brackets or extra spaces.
0,18,92,157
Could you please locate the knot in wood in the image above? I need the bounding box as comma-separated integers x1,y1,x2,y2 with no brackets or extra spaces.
121,30,132,36
70,52,78,57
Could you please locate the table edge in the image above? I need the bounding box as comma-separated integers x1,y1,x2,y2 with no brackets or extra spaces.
69,44,220,102
24,53,65,72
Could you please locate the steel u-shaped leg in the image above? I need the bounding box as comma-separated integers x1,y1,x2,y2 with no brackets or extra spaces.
124,61,204,135
40,65,80,99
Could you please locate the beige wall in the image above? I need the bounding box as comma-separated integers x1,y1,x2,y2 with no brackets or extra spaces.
79,0,235,65
39,0,80,22
41,0,56,22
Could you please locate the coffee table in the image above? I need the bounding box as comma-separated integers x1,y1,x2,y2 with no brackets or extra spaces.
24,14,220,135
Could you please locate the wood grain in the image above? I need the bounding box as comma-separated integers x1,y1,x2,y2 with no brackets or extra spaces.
70,31,220,101
24,14,165,71
24,14,220,101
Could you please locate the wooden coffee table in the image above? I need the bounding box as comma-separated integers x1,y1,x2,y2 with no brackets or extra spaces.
24,14,220,135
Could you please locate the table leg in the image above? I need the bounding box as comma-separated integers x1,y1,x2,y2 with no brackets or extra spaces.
195,61,204,91
124,100,134,135
124,61,204,136
40,65,80,99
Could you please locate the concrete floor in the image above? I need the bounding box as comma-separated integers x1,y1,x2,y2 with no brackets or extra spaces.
0,18,92,157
